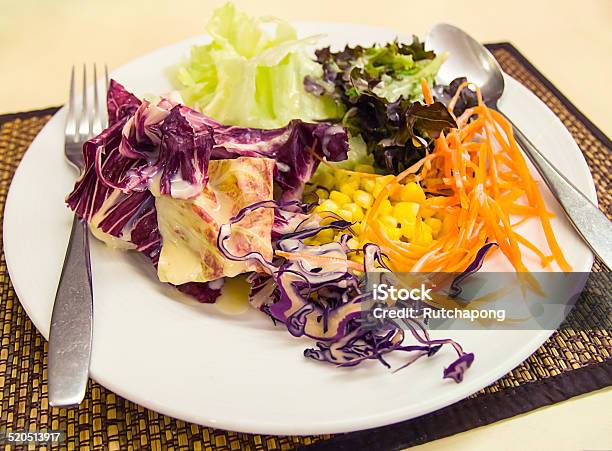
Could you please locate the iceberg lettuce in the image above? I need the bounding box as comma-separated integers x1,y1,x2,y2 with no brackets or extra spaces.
171,3,343,129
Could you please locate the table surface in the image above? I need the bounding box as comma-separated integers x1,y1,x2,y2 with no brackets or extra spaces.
1,0,610,449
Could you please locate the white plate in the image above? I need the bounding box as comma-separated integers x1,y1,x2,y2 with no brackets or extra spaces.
3,22,595,435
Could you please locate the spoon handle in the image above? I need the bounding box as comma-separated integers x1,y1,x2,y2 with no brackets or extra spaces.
497,110,612,269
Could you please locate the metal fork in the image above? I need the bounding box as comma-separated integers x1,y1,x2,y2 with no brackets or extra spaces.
48,64,108,407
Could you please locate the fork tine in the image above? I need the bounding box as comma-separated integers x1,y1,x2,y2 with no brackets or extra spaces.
104,64,110,127
65,66,76,141
92,64,100,136
78,64,88,142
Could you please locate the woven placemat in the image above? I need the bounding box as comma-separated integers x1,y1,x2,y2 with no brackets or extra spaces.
0,43,610,450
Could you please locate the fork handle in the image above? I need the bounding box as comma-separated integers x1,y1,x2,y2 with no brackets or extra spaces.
497,109,612,269
48,215,93,407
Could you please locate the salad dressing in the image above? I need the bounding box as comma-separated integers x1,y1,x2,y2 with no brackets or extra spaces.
88,190,136,250
214,275,251,315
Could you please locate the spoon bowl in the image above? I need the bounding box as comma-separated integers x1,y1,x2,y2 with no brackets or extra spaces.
426,23,505,106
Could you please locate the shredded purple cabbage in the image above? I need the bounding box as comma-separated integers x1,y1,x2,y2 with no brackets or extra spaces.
449,243,498,298
222,201,475,382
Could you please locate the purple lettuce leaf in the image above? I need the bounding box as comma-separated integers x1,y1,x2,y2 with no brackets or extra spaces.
67,80,220,302
107,80,141,126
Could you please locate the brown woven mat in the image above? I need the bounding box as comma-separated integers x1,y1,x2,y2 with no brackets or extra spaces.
0,43,610,450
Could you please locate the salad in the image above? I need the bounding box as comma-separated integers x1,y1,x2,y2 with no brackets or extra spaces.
66,3,569,383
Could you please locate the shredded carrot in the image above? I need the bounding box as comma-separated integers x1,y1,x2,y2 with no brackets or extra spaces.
421,78,434,104
351,79,570,273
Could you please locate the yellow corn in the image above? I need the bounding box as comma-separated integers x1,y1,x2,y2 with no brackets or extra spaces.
373,175,395,197
315,188,329,200
384,226,402,241
392,202,420,221
353,190,373,209
350,253,363,264
399,182,426,203
340,184,357,197
337,209,353,222
416,222,433,244
314,199,339,213
425,217,442,236
389,184,405,202
379,215,398,229
400,220,417,241
339,175,360,196
346,238,359,249
316,171,336,189
378,199,393,216
329,190,352,205
344,203,364,222
420,206,435,218
314,228,335,243
360,178,376,192
333,171,350,187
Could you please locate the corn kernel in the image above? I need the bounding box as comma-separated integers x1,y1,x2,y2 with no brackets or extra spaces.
315,228,336,243
315,199,339,212
379,215,398,229
420,207,435,218
353,190,373,209
351,221,362,234
340,183,358,197
360,178,376,193
317,171,335,190
315,188,329,200
350,253,363,264
337,209,353,221
318,212,339,225
384,226,402,241
389,184,404,202
393,202,420,220
304,236,317,245
400,220,417,241
378,199,393,216
400,182,426,203
355,164,375,174
344,203,364,222
347,238,359,249
425,217,442,236
416,222,433,244
333,172,350,188
373,175,394,197
329,191,351,205
336,174,359,191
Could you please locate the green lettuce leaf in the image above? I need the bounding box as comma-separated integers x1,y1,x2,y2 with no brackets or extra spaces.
372,54,445,102
304,37,455,174
171,3,343,128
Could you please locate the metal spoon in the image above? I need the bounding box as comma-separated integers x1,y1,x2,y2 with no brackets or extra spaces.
426,23,611,269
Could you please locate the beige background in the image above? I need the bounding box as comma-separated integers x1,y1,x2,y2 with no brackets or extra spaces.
1,0,611,449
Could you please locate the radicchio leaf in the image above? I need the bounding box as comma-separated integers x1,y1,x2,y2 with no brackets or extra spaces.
107,80,141,126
